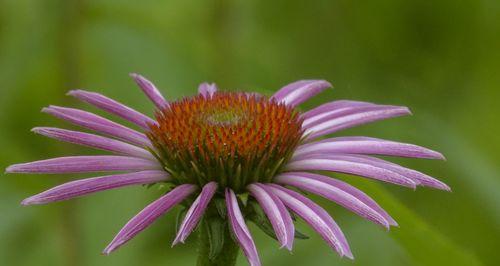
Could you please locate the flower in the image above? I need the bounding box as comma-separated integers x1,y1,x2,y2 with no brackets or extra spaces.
6,74,449,266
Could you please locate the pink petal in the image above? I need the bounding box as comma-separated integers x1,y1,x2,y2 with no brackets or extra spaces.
130,73,169,110
302,100,376,120
68,90,157,129
303,105,407,129
22,170,170,205
43,105,151,147
293,136,445,160
274,172,393,228
285,155,417,188
343,155,450,191
248,183,295,250
303,107,411,141
6,156,161,174
198,82,218,98
226,188,261,266
271,80,332,107
266,184,353,259
32,127,154,160
103,184,197,254
173,182,218,245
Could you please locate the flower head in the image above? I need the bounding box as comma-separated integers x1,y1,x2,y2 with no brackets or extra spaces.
6,74,449,266
149,92,303,192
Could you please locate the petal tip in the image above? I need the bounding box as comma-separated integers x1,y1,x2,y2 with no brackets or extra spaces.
403,107,413,115
101,250,111,256
66,89,79,96
441,184,452,192
344,252,354,260
129,73,145,82
340,246,354,260
427,180,451,191
419,148,446,160
321,80,333,89
285,243,293,251
388,218,399,227
427,151,446,160
171,236,185,247
66,89,90,98
437,153,447,161
5,164,19,173
102,244,116,255
20,198,35,206
41,105,60,114
31,127,44,134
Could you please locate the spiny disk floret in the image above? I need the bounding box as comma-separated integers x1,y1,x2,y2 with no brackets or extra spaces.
147,92,303,192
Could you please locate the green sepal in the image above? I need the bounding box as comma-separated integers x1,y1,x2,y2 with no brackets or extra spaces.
246,200,265,218
294,229,310,240
247,200,309,240
266,157,285,183
238,192,249,206
175,207,188,233
214,198,227,219
204,217,227,260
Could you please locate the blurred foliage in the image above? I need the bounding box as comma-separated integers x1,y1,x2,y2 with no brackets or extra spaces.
1,0,499,265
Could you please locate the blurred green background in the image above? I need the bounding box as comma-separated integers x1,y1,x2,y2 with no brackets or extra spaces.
1,0,499,265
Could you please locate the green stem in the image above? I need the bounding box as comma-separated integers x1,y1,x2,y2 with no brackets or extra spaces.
197,220,240,266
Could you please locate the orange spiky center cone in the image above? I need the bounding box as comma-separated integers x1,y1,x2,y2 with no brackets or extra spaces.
147,92,303,192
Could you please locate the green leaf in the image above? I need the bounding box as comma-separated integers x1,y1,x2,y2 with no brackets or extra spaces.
342,178,483,266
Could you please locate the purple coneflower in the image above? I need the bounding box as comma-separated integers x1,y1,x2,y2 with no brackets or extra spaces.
6,74,449,266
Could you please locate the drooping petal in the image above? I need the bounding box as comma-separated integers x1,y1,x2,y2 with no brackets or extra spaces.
302,100,376,120
285,155,417,188
303,105,407,129
103,184,197,254
6,156,162,174
42,105,151,147
281,172,397,226
271,80,332,107
343,155,450,191
130,73,169,110
173,182,218,245
32,127,154,160
303,106,411,141
293,136,445,160
21,170,170,205
248,183,295,250
198,82,218,98
226,188,261,266
274,172,393,228
67,90,157,129
266,184,352,259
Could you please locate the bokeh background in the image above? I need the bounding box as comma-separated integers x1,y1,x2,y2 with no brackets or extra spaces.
1,0,499,265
